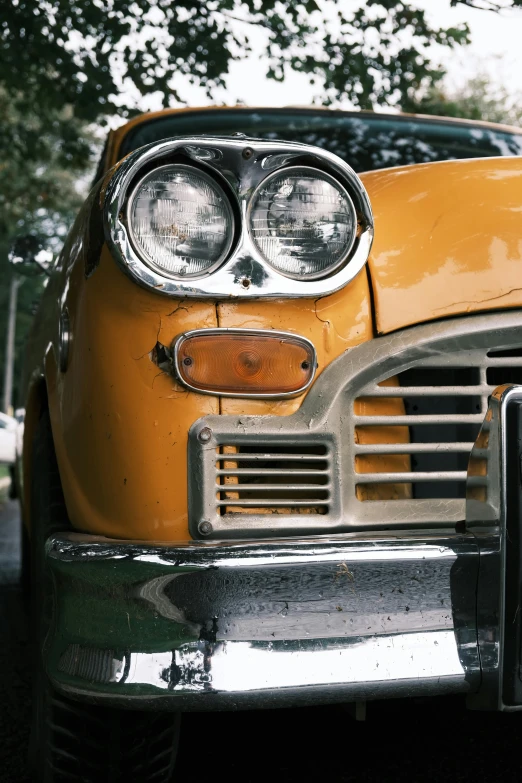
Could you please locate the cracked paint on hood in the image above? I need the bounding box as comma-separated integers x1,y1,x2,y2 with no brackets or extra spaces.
216,269,373,416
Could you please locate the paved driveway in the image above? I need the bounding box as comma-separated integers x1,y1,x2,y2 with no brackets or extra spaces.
1,497,522,782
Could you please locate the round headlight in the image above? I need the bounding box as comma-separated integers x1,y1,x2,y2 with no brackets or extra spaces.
127,164,234,278
249,166,357,279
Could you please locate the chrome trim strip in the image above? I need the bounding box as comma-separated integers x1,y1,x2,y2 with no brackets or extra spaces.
465,383,522,711
172,328,317,398
102,136,373,299
45,530,480,710
58,308,71,373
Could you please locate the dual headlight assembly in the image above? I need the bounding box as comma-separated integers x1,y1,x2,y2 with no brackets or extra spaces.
104,136,373,299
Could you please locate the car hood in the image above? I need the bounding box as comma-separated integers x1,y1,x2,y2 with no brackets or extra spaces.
360,156,522,334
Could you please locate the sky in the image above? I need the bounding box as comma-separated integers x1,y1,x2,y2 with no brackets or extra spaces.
224,0,522,108
111,1,522,121
418,1,522,93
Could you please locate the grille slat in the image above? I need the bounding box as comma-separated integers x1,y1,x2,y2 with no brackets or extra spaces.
357,471,467,484
216,453,327,462
354,414,484,425
216,467,327,476
355,442,474,454
484,357,522,366
218,483,331,492
217,499,327,507
358,385,493,397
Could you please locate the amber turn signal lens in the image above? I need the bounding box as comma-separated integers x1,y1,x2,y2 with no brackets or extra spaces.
174,330,316,397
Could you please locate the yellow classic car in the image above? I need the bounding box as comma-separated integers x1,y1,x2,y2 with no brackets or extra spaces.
13,106,522,781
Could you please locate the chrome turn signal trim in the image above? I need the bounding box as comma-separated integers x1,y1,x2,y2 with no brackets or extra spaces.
173,328,317,398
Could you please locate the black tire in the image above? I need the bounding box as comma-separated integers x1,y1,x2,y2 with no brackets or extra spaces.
29,410,181,782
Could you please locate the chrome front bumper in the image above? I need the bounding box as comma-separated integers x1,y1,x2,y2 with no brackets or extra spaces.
45,385,522,711
46,530,480,710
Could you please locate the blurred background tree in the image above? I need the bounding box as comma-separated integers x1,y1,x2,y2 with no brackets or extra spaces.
404,71,522,124
0,84,97,409
452,0,522,9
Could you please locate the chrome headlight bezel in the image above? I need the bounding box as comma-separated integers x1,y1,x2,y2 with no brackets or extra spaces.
103,136,373,299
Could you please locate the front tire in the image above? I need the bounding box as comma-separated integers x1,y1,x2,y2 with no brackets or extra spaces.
29,410,181,782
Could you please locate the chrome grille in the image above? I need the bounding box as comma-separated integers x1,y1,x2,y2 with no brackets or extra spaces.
216,444,332,515
189,311,522,538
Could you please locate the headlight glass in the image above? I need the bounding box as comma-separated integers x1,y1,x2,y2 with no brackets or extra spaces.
249,166,357,279
128,164,234,278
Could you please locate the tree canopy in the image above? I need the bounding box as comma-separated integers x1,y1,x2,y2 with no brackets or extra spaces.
0,89,93,409
2,1,471,125
0,0,518,407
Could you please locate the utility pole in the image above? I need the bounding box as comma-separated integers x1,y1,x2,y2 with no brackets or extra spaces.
2,274,22,415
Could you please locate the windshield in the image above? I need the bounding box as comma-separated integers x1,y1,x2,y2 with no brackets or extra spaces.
118,108,522,173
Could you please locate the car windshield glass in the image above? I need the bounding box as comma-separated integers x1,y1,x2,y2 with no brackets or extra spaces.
118,108,522,173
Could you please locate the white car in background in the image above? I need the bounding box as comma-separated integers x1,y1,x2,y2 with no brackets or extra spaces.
14,408,24,461
0,412,16,465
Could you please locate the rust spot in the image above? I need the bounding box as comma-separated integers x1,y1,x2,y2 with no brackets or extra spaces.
335,562,355,581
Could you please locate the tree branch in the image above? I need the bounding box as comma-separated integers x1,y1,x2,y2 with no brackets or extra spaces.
451,0,511,11
217,9,273,31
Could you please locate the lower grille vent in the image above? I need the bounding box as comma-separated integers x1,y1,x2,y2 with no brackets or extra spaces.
216,444,331,516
